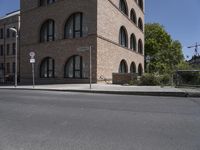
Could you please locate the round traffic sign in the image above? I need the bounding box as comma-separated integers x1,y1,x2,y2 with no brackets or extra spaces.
29,52,35,57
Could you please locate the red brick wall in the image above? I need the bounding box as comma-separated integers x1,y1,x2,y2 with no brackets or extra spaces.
112,73,137,84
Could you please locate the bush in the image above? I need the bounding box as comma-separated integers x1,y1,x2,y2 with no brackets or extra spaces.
177,71,200,85
140,74,160,86
128,73,172,86
128,79,140,85
159,74,171,85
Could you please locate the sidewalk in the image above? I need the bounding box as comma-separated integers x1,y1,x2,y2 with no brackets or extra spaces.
0,83,200,97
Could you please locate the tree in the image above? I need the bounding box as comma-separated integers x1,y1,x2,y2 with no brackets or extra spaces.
145,23,184,74
176,61,191,70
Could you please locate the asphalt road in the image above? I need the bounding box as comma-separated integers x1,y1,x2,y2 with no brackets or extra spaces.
0,90,200,150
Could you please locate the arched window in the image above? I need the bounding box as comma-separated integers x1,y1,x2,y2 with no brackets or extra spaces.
130,9,137,24
130,62,136,73
119,0,128,16
138,64,143,76
39,0,55,6
40,57,55,78
130,33,136,51
138,0,143,11
64,12,84,39
64,55,87,78
119,26,128,48
138,39,143,54
40,19,55,42
119,60,128,73
138,18,143,31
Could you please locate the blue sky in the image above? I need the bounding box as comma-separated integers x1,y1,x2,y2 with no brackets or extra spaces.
0,0,19,16
145,0,200,59
0,0,200,60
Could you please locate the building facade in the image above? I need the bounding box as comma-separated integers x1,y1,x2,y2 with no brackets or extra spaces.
0,11,20,83
20,0,145,84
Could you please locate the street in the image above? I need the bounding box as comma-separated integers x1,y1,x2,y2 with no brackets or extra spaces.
0,89,200,150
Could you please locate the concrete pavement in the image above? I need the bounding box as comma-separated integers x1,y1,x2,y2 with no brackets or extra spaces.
0,83,200,97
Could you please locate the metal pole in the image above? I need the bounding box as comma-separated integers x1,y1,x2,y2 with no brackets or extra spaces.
15,33,18,87
32,63,35,88
89,46,92,89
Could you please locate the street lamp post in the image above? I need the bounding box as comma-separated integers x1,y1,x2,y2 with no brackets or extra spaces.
9,27,18,87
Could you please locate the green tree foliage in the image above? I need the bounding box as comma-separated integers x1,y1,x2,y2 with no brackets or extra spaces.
176,61,191,70
145,23,184,74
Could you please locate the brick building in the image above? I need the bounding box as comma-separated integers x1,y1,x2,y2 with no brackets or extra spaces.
0,11,20,83
20,0,145,84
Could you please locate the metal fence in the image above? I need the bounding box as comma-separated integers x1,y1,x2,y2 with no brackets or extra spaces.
175,70,200,87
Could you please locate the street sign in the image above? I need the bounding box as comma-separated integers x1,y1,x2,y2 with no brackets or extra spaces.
29,52,35,58
28,51,36,88
30,58,35,63
77,47,90,52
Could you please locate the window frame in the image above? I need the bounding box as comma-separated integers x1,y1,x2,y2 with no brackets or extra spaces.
0,28,3,39
130,33,136,51
119,26,128,48
64,55,84,79
119,0,128,16
6,29,10,38
6,63,10,73
130,62,136,73
138,18,143,31
0,45,4,56
138,64,143,76
39,0,55,6
40,57,55,78
138,0,144,11
130,9,137,24
64,12,83,39
119,60,128,73
40,19,55,43
138,39,143,54
6,44,10,55
12,43,16,55
12,62,15,73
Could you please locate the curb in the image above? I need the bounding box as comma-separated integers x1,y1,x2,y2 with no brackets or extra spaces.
0,88,197,97
187,92,200,98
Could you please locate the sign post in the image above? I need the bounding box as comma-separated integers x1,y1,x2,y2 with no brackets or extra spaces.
89,46,92,89
77,46,92,89
29,52,35,88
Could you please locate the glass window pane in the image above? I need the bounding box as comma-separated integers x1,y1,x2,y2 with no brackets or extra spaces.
41,58,54,78
65,18,73,38
75,71,80,78
65,13,83,38
49,21,53,35
44,61,48,77
75,32,81,38
75,14,81,31
75,56,80,70
82,62,88,78
120,0,127,15
65,58,73,78
49,58,53,70
49,70,53,78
